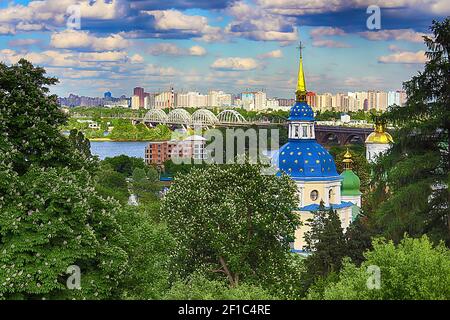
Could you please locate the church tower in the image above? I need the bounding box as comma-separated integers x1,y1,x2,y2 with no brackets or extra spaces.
277,45,356,252
365,117,394,162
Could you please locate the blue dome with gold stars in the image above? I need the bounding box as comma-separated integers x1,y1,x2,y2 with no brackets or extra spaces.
288,101,314,121
277,140,340,181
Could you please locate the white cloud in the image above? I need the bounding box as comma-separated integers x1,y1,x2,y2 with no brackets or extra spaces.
147,43,206,56
8,38,41,47
258,49,283,59
225,1,298,43
257,0,450,16
189,45,207,56
50,30,130,51
146,10,223,41
0,24,15,35
312,39,351,48
310,27,346,39
378,50,428,64
211,57,258,71
359,29,429,43
0,48,142,68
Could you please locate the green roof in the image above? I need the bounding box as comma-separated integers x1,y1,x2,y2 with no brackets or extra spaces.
340,170,361,196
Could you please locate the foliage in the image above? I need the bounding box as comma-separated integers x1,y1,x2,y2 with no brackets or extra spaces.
0,59,90,174
95,165,129,205
313,235,450,300
345,216,374,266
164,273,276,300
161,162,300,293
102,155,148,177
301,203,348,295
0,166,128,299
117,206,174,300
368,19,450,245
0,59,129,299
68,129,92,158
131,167,160,205
107,120,171,141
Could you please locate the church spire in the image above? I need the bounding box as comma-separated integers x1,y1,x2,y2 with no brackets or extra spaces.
342,148,353,170
296,42,307,102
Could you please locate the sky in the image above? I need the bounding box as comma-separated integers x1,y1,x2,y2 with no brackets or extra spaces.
0,0,448,98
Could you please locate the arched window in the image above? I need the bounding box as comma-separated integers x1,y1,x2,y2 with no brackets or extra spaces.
310,190,319,201
329,189,334,200
302,126,308,138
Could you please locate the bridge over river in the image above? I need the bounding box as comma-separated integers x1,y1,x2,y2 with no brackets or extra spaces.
74,108,375,146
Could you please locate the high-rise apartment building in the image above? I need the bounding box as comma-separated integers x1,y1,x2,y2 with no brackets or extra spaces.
131,95,140,110
133,87,145,108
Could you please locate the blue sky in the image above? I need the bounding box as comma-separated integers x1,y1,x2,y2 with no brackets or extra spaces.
0,0,447,98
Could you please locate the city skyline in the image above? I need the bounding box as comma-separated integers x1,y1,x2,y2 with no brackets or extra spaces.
1,1,446,97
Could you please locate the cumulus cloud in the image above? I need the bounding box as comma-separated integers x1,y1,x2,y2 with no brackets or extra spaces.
211,57,258,71
310,27,346,39
378,50,428,64
8,38,42,47
146,10,223,41
50,30,130,51
147,43,207,56
0,48,142,68
225,1,298,43
257,0,450,16
258,49,283,59
0,24,15,35
312,39,351,48
189,45,207,56
359,29,429,42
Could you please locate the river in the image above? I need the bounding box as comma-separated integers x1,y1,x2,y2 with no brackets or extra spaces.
90,141,149,159
90,141,279,161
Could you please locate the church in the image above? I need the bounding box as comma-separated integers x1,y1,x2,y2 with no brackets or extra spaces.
275,47,362,252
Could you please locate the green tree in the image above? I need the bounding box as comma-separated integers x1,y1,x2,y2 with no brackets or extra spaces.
0,59,88,174
102,155,147,177
0,59,129,299
160,163,300,293
344,215,374,266
301,203,348,295
368,19,450,245
164,273,276,300
68,129,91,159
313,235,450,300
117,206,174,299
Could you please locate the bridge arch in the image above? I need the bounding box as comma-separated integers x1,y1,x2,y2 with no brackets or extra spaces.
168,108,192,125
191,109,218,126
321,132,341,145
344,134,365,145
217,110,247,124
144,109,168,123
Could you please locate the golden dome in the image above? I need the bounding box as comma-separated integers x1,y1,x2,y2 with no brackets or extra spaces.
365,123,394,144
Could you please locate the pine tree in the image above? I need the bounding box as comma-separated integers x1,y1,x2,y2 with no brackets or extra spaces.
302,202,348,295
368,19,450,245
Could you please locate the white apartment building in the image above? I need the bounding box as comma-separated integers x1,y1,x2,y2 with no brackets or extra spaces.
176,91,208,108
266,98,280,110
152,91,174,109
207,90,232,108
131,95,140,110
241,91,267,111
